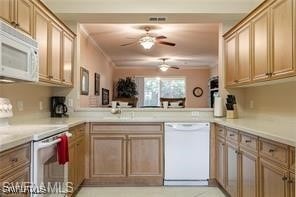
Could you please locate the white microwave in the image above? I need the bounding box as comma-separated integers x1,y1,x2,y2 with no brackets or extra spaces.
0,21,39,82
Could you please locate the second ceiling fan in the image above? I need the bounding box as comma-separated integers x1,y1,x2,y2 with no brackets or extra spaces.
120,26,176,50
159,58,180,72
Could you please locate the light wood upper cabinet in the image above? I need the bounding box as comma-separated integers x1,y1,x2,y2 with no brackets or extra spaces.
270,0,294,78
252,10,270,82
225,35,237,86
90,134,127,178
49,22,62,83
226,142,239,197
237,24,251,83
260,159,289,197
15,0,33,35
62,33,74,86
33,7,50,81
128,134,163,177
240,149,259,197
0,0,14,24
216,137,226,187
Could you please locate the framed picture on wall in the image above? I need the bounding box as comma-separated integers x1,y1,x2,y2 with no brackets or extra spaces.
80,67,89,95
95,73,100,96
102,88,109,105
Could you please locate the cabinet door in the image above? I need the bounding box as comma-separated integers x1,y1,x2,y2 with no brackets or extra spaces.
62,33,74,86
15,0,33,35
226,142,239,197
216,138,226,187
270,0,294,78
0,0,14,24
260,159,289,197
225,35,237,86
33,7,50,81
252,10,270,81
240,149,259,197
68,141,76,190
49,22,62,83
127,134,163,176
76,136,85,186
289,173,295,197
237,24,251,83
90,134,127,178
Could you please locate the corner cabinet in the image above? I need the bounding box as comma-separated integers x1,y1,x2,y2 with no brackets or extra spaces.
87,123,164,186
1,0,75,87
224,0,296,88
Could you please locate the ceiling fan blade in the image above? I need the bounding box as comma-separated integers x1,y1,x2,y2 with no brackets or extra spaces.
120,41,137,46
155,35,167,40
158,41,176,46
170,66,180,69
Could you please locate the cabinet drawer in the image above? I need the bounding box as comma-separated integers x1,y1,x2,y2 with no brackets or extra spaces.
240,133,258,152
290,147,295,172
259,139,289,167
226,128,239,143
0,144,30,176
216,125,226,138
91,123,163,134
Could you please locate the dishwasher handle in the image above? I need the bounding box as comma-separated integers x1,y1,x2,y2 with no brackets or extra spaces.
165,123,209,131
37,132,72,150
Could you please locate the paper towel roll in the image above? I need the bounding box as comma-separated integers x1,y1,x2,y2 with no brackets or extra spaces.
214,96,224,117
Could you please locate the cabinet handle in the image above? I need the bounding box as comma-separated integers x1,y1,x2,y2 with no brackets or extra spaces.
268,149,275,153
222,143,225,146
235,150,240,154
288,179,294,184
10,157,18,163
229,134,235,137
218,129,223,132
49,75,53,79
16,23,20,27
11,21,16,26
245,140,252,143
282,176,288,181
234,80,239,83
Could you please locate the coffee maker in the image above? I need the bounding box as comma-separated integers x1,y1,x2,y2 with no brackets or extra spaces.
51,96,68,117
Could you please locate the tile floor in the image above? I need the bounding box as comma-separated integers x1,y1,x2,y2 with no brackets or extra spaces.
76,187,226,197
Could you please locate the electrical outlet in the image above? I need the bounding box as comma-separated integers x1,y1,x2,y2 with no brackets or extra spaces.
17,101,24,112
39,101,43,111
249,100,254,109
68,98,73,107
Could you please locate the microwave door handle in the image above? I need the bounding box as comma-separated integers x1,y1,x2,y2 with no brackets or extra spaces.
36,132,73,150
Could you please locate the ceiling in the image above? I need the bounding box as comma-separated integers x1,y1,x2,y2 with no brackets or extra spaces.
42,0,263,23
83,23,219,68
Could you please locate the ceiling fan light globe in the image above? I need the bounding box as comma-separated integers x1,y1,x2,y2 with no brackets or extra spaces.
160,64,169,72
139,36,155,49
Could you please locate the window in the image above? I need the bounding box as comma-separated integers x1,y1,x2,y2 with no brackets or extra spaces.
143,77,185,106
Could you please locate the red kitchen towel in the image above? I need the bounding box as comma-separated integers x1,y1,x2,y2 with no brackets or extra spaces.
57,134,69,165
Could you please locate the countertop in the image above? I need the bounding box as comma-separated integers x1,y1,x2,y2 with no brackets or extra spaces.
0,115,295,152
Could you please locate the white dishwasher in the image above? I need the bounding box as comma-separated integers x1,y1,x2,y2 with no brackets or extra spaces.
164,122,210,186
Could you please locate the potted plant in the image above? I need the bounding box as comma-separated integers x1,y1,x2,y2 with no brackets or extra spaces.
115,77,138,107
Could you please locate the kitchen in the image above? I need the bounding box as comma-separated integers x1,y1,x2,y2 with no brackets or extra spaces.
0,0,295,197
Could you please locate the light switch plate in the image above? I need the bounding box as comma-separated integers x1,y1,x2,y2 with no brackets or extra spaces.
17,101,24,112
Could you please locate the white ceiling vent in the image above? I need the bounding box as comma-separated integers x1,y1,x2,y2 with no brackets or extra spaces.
149,16,167,22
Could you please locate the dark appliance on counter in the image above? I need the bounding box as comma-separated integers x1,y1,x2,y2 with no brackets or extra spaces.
51,96,68,117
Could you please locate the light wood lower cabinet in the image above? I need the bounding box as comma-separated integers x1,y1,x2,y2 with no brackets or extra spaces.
88,123,164,186
240,149,259,197
215,124,295,197
216,137,226,187
90,134,127,177
259,159,288,197
68,124,86,195
128,134,163,176
226,142,239,197
0,144,31,197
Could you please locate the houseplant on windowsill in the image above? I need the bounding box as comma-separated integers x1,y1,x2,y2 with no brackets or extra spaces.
115,77,138,107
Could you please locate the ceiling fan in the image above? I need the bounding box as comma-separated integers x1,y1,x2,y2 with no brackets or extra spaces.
159,58,180,72
120,27,176,50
